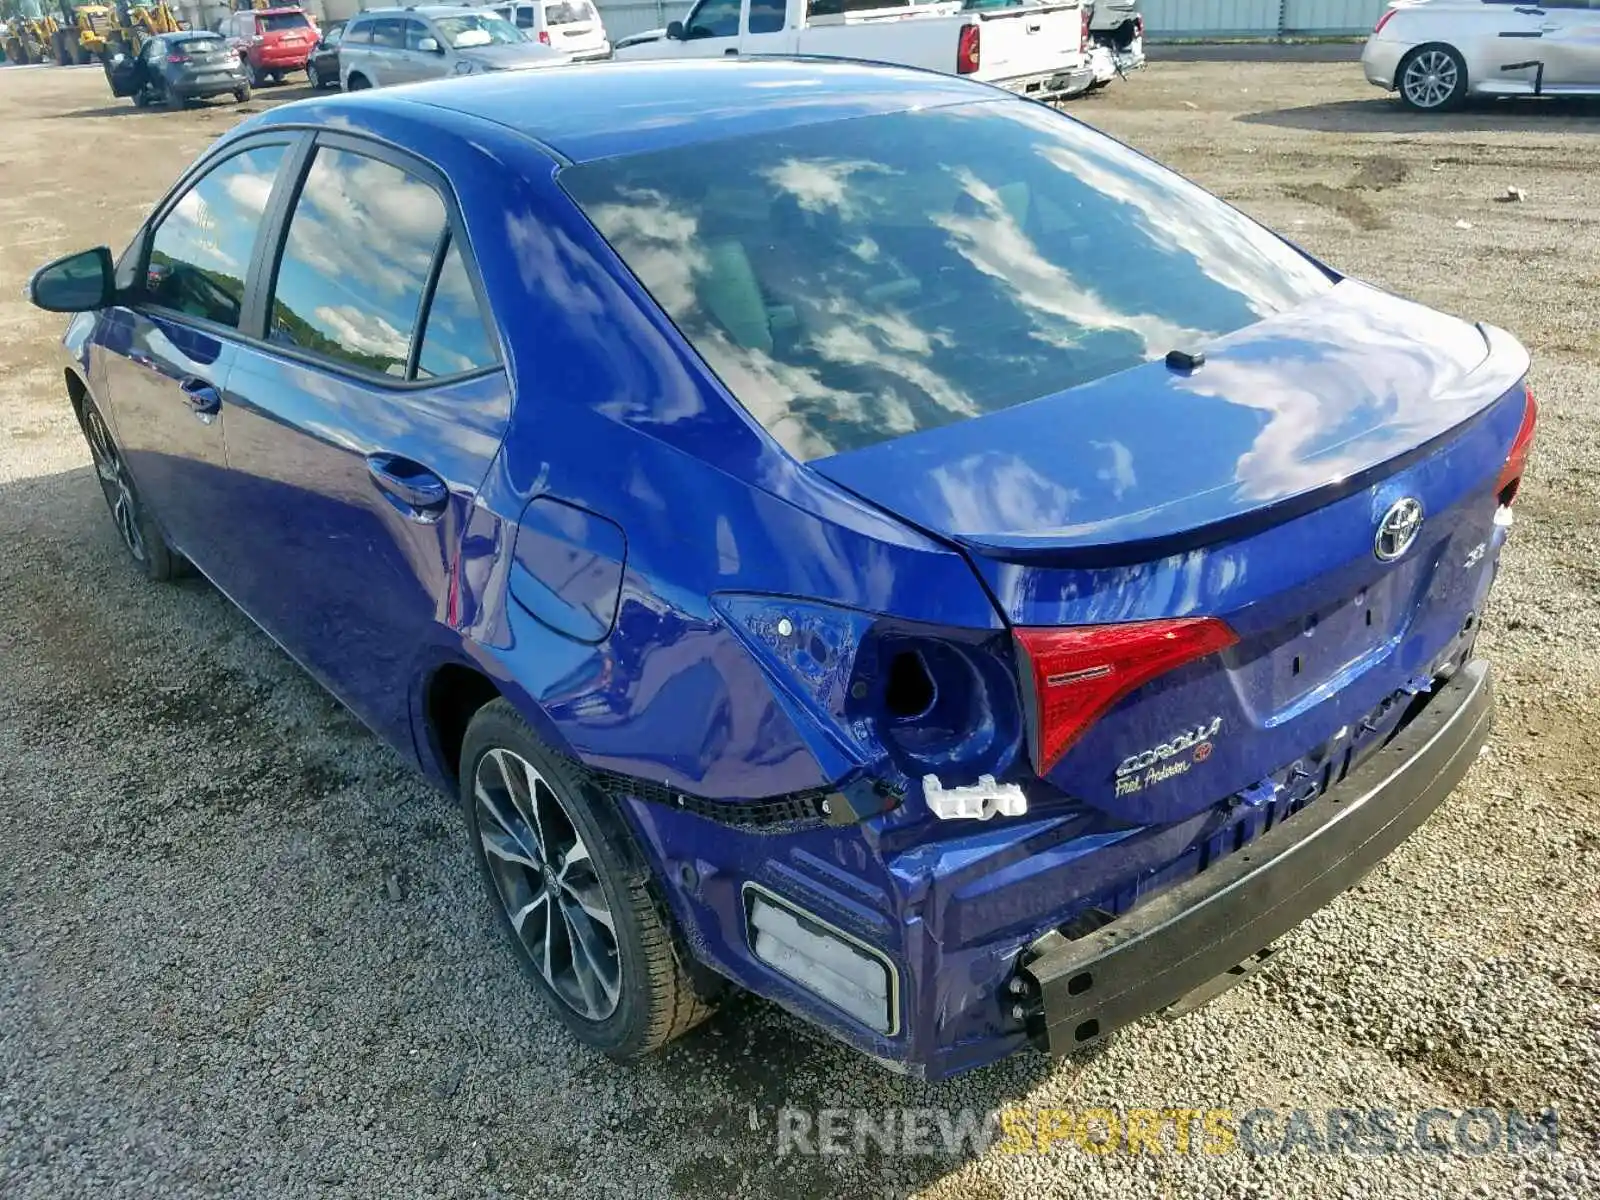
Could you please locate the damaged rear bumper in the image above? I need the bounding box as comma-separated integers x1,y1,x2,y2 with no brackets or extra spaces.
1018,659,1493,1055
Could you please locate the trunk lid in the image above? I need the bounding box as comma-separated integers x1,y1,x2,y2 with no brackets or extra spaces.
814,282,1531,825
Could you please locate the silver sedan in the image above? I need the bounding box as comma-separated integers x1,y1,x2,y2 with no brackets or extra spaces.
1363,0,1600,111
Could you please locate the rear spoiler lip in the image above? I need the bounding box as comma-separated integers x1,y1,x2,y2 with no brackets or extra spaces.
955,322,1530,571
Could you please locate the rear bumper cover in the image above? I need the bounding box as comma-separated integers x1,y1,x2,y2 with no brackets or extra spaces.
1000,65,1096,101
174,75,247,97
1021,659,1493,1055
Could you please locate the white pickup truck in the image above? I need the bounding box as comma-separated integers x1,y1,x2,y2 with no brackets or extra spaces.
613,0,1096,103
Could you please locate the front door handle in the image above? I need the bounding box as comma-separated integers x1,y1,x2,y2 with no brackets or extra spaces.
724,46,739,55
366,452,449,520
180,376,221,419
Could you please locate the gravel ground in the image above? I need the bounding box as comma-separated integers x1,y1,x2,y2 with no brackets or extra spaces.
1,60,1598,1200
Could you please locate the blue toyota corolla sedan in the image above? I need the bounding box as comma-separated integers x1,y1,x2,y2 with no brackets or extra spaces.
29,60,1536,1080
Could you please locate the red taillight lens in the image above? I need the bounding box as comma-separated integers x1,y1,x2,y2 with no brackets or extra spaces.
957,22,979,74
1495,384,1538,505
166,53,188,62
1014,618,1238,775
1374,8,1397,34
539,29,551,44
1080,6,1090,52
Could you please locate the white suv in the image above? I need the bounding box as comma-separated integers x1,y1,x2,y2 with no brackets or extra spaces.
338,5,568,91
493,0,611,62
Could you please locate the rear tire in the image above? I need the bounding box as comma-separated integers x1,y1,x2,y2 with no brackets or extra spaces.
1397,43,1468,112
76,393,188,583
234,84,250,103
345,71,369,90
460,700,715,1061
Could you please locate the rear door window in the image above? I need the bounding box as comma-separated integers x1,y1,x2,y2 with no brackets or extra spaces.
267,147,446,377
144,144,290,329
369,17,405,48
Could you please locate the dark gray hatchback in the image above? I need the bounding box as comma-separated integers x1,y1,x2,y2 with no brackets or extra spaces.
105,32,251,108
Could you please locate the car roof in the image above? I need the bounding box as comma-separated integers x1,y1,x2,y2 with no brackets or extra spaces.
270,59,999,165
351,4,501,15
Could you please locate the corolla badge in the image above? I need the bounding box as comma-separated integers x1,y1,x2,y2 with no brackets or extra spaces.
1375,497,1424,562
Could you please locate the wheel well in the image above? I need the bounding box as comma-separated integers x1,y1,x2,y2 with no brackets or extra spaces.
63,370,87,423
426,664,502,783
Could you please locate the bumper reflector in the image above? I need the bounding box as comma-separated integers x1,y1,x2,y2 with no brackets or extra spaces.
746,887,895,1034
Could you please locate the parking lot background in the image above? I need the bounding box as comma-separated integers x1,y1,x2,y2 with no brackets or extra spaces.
1,61,1597,1199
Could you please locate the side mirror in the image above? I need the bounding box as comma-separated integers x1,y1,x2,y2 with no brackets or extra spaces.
28,247,115,314
665,18,684,38
417,35,440,52
111,51,126,64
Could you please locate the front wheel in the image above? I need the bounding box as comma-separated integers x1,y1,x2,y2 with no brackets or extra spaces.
77,394,186,582
1398,44,1468,111
234,84,250,103
344,72,369,90
460,701,714,1060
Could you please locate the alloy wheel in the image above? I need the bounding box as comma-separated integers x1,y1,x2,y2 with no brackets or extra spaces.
83,407,146,563
473,747,621,1021
1402,49,1458,110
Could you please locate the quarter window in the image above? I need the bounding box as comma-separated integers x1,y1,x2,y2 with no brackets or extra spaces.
416,239,498,379
144,144,288,328
267,147,446,378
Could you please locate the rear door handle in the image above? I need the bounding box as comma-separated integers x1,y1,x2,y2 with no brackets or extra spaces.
724,46,739,55
180,376,221,419
366,452,449,520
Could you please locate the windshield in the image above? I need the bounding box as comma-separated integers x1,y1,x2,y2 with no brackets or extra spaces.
563,101,1331,462
259,11,311,31
433,13,524,46
543,0,594,23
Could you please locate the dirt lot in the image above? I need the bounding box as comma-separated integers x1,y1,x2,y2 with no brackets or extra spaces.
1,59,1598,1200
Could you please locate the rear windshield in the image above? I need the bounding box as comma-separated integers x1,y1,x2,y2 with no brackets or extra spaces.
171,33,223,51
543,0,594,23
563,101,1330,462
259,11,311,31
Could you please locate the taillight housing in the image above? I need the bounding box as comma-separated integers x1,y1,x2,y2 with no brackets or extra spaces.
1014,618,1238,776
1373,8,1397,34
1079,6,1090,53
1495,384,1538,506
957,22,979,74
166,53,187,62
538,29,551,44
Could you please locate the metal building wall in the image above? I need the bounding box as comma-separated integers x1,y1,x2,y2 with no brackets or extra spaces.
1135,0,1387,38
583,0,1393,42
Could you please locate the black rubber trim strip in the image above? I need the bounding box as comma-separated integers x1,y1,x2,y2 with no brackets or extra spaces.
1021,659,1494,1054
589,766,904,832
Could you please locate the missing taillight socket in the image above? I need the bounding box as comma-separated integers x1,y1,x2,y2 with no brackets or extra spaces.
884,651,935,719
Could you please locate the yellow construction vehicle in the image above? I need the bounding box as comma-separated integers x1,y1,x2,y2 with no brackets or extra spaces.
56,1,115,62
2,12,61,63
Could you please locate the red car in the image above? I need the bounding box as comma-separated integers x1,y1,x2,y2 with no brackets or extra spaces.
223,5,318,86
